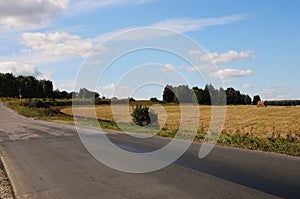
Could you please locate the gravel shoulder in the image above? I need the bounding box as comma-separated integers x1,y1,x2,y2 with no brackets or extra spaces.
0,154,14,199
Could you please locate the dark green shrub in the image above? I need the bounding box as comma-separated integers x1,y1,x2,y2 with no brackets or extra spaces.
150,97,160,103
28,100,49,108
131,105,159,127
44,107,61,116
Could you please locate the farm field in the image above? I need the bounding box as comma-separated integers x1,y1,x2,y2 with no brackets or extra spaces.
62,104,300,141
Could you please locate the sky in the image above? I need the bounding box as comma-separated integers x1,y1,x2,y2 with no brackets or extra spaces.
0,0,299,100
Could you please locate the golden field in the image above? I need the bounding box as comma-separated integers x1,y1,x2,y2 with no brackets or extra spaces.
61,104,300,140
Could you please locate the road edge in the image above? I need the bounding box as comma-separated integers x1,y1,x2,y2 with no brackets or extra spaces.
0,152,15,199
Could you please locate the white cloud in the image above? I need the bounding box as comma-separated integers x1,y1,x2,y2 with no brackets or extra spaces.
54,81,75,91
186,65,215,72
101,83,129,98
243,84,252,89
0,0,68,29
259,88,289,100
71,0,156,14
102,83,116,90
259,88,276,96
189,50,255,64
93,14,250,42
211,68,253,78
0,61,41,77
153,14,250,32
21,32,105,58
160,64,177,72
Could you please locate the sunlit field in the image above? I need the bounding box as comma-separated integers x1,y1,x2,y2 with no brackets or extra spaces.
62,104,300,141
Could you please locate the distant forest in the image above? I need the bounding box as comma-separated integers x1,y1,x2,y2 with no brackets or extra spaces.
162,85,300,106
162,84,255,105
1,73,299,106
0,73,72,99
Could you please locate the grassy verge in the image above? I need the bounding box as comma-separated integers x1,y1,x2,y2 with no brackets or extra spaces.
7,101,73,123
6,101,300,157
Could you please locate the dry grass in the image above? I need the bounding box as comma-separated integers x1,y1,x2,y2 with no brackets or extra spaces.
62,105,300,140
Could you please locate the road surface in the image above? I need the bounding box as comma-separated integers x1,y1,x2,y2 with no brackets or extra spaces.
0,102,299,198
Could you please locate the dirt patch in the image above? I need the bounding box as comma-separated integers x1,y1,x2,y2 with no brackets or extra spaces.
0,155,14,199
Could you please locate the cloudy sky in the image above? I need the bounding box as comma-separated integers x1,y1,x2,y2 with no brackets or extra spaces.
0,0,299,100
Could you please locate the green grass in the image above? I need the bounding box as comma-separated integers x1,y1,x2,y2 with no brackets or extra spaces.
6,100,300,157
217,133,300,156
7,101,74,122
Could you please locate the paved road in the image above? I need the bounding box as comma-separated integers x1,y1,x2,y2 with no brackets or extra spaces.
0,103,299,198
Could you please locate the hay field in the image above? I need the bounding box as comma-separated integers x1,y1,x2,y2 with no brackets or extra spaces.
62,105,300,140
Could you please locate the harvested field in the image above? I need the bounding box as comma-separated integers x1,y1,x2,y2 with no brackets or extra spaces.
62,105,300,141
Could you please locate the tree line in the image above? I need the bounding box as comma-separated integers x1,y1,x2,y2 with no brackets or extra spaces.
0,73,72,99
162,84,261,105
265,100,300,106
0,73,104,100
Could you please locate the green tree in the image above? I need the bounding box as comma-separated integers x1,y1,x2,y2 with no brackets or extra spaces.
162,85,175,103
78,88,100,99
244,95,252,105
174,85,193,103
253,95,261,105
131,105,159,127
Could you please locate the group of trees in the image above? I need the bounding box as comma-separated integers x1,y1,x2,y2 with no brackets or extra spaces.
265,100,300,106
0,73,73,99
0,73,54,98
163,84,256,105
77,88,100,99
0,73,104,100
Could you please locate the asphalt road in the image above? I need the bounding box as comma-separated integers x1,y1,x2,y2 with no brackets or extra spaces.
0,102,299,198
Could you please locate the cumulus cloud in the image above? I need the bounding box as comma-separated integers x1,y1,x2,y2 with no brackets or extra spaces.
153,14,250,32
0,61,41,77
0,0,68,29
21,32,105,58
189,50,255,64
210,68,253,78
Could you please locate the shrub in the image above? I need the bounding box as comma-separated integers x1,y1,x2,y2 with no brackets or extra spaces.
44,107,61,116
150,97,160,103
131,105,159,127
28,100,49,108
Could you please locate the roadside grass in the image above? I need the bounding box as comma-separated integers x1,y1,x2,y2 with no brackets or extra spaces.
6,100,300,156
7,101,74,123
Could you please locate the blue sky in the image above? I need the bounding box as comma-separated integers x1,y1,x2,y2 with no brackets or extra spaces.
0,0,299,100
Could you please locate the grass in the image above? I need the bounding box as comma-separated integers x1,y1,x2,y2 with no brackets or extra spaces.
6,100,300,156
7,101,74,123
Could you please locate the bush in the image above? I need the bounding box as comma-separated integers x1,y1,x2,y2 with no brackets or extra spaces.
28,100,50,108
44,107,61,116
150,97,160,103
131,105,159,127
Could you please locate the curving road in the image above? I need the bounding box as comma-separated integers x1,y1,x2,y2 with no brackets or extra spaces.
0,103,299,198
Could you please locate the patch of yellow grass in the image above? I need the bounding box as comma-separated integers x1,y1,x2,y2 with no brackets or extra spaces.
62,105,300,140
